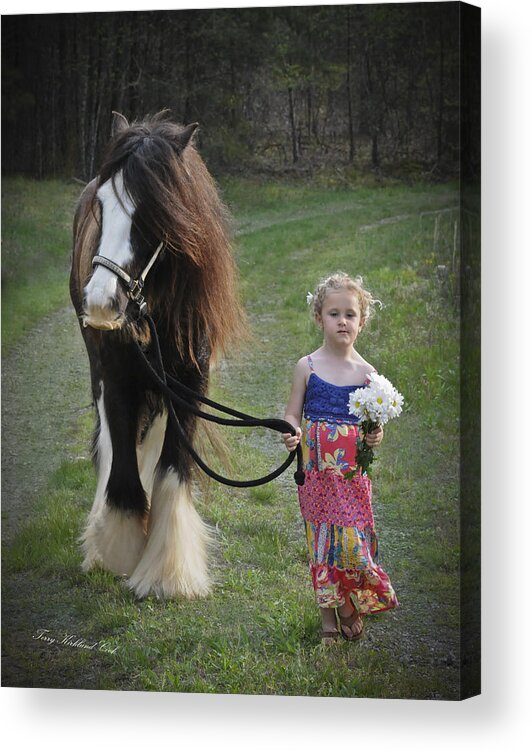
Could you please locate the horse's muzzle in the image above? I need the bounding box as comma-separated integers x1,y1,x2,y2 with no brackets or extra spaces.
82,314,126,331
82,285,128,331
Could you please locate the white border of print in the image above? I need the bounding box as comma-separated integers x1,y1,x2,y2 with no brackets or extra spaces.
2,1,531,751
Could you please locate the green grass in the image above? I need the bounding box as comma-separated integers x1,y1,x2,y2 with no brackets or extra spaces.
2,176,463,698
1,177,82,350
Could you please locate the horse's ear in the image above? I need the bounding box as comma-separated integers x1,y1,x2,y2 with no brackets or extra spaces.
176,122,199,152
111,111,129,136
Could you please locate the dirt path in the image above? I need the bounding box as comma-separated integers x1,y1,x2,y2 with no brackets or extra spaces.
235,200,365,236
2,306,91,545
358,206,458,232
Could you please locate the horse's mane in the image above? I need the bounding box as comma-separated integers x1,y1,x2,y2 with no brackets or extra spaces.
71,178,101,315
94,111,245,366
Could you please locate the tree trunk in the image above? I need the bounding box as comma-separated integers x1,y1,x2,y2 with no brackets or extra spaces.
230,49,237,128
306,87,312,141
288,86,298,163
183,14,192,123
346,6,355,163
437,8,445,163
75,16,90,179
371,132,379,169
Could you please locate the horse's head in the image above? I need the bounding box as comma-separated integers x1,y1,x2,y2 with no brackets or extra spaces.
82,113,198,331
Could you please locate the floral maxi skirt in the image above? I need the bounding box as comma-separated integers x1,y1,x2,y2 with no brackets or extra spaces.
297,417,398,614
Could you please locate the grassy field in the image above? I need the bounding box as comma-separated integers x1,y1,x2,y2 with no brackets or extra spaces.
2,175,462,698
1,177,83,350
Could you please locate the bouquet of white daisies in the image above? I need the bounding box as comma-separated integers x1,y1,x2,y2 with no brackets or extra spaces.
346,373,404,477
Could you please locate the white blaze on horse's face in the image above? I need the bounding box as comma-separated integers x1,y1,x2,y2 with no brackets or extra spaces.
83,171,135,330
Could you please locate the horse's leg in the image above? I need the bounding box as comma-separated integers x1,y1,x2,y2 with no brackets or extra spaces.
80,386,112,571
81,379,147,577
128,417,213,599
137,408,168,504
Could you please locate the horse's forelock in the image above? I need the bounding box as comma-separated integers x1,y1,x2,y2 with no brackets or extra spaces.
121,136,207,261
99,124,187,238
99,117,191,181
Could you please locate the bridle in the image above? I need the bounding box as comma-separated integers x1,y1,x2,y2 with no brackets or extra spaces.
89,240,305,489
92,241,165,318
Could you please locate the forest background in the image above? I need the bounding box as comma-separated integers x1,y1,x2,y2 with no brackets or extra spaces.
2,2,473,183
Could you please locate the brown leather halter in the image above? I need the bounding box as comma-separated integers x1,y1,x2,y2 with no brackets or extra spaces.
91,240,165,317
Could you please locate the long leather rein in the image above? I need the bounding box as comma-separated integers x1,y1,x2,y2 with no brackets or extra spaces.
90,248,305,488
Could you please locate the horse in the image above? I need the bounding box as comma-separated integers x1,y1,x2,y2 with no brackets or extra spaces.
70,111,244,599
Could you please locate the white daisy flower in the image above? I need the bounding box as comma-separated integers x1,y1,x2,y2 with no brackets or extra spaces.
346,373,404,476
348,374,404,425
348,387,368,419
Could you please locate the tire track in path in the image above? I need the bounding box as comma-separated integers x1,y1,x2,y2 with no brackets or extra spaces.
2,306,90,545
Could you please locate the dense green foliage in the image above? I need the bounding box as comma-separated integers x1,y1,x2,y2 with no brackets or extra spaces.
2,4,463,179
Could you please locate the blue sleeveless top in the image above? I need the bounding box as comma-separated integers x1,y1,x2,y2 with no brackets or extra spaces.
303,355,367,425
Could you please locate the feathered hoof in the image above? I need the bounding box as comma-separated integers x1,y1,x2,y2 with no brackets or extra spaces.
80,507,146,578
127,569,212,600
126,470,214,599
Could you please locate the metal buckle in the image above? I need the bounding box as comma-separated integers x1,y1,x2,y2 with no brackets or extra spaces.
92,247,160,318
137,298,148,317
128,278,144,301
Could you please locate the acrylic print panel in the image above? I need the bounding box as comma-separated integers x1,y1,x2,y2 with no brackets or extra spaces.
1,1,480,700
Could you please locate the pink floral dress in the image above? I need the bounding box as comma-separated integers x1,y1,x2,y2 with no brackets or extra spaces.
297,356,398,614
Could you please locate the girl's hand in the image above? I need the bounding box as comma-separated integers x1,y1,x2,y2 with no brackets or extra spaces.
365,425,384,447
282,426,302,452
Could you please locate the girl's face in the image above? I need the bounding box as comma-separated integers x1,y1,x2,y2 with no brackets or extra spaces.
316,288,365,348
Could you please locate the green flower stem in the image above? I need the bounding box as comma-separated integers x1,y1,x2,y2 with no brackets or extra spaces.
345,419,379,479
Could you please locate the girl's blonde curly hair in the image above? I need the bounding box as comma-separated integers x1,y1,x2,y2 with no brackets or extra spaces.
307,272,381,322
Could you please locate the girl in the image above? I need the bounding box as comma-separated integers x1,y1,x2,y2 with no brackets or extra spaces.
283,272,398,645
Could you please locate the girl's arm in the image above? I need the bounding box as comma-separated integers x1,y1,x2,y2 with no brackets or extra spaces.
282,357,307,451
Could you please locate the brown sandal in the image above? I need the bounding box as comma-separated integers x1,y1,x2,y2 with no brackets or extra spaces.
337,608,364,641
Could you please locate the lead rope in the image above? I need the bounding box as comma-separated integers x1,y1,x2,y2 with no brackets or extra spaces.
134,314,305,488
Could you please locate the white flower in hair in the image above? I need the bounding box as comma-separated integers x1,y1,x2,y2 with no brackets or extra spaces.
306,291,314,306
